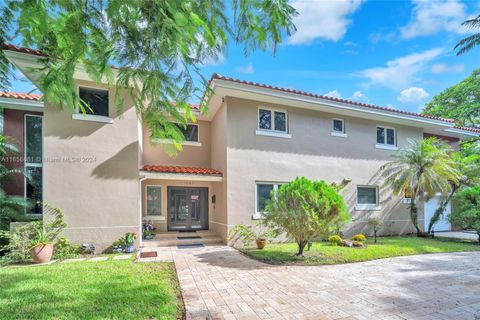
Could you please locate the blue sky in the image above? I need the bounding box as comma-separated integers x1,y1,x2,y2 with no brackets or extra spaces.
7,0,480,113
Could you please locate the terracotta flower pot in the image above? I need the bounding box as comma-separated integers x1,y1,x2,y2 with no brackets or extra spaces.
256,238,267,249
30,243,54,264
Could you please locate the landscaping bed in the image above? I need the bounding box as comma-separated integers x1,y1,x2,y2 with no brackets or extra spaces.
0,260,184,320
243,236,480,265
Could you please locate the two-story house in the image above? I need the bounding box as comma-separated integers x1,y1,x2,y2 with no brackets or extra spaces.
2,44,479,250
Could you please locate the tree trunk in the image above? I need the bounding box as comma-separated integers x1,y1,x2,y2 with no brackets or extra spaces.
296,239,308,256
374,230,377,244
410,197,420,236
428,188,456,234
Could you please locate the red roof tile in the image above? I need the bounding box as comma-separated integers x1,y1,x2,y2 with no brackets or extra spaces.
1,43,48,57
210,73,456,124
142,165,222,176
453,126,480,133
0,91,42,101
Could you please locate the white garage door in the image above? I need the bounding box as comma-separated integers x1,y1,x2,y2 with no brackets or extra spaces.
424,194,451,232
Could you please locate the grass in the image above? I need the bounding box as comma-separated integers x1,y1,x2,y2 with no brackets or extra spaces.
0,260,184,320
244,236,480,265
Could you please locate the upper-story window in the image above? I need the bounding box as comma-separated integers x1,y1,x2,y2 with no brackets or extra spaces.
258,108,287,133
176,123,199,142
331,118,347,137
376,126,396,149
79,87,109,117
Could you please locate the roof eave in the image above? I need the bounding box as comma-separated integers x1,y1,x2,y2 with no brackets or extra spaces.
0,96,44,111
139,170,223,182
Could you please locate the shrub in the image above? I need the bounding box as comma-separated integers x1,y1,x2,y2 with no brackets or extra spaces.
450,186,480,244
53,237,81,260
367,218,383,244
327,235,342,246
228,223,277,247
352,234,367,242
263,177,350,255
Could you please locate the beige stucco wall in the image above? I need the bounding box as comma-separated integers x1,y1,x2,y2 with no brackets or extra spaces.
142,120,211,168
224,96,425,237
43,80,140,251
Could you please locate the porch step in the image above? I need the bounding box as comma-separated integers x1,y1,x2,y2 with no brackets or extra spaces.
153,230,216,238
141,233,223,247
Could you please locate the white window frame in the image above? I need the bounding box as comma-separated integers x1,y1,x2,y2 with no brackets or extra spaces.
152,123,202,146
376,125,397,150
72,85,113,124
24,114,43,217
145,185,164,219
355,185,380,211
256,106,291,138
254,182,285,219
331,118,347,138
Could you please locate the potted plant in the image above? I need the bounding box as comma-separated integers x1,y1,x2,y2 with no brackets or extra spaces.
228,223,277,249
112,239,123,253
124,232,136,253
143,222,156,240
29,204,67,263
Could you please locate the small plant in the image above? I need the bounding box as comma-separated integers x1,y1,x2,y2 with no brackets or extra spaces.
327,235,342,246
368,218,383,244
228,222,277,249
112,239,123,253
352,234,367,242
124,232,136,253
53,237,81,260
143,222,156,239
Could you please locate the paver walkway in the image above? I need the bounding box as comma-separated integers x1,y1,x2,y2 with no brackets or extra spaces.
140,246,480,320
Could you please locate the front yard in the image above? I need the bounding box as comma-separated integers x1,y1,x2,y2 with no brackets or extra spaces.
0,260,183,320
244,236,480,265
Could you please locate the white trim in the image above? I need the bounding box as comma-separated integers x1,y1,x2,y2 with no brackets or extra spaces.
255,129,292,139
140,171,223,182
145,185,163,217
257,106,288,134
152,138,202,147
331,131,348,138
0,97,43,111
212,79,454,128
254,182,286,219
71,113,113,124
356,185,379,209
376,125,396,148
375,144,398,151
24,114,43,216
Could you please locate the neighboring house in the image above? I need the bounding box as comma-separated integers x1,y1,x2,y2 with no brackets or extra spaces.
1,44,479,249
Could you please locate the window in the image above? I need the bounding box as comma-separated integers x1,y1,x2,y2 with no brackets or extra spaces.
79,87,109,117
24,115,42,215
255,182,283,218
356,186,380,211
176,124,199,142
332,119,344,133
258,108,287,133
146,186,162,216
376,126,396,147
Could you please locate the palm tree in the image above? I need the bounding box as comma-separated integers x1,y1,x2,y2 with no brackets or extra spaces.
378,138,461,236
455,14,480,55
427,152,480,233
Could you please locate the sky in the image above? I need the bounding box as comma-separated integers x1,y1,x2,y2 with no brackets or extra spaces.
6,0,480,113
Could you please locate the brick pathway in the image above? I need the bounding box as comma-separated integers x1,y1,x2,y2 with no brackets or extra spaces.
140,246,480,320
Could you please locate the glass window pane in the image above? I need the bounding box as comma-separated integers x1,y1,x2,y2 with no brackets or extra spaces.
181,124,199,142
376,127,385,144
147,186,162,216
257,184,274,212
333,119,344,132
386,128,395,145
274,111,286,132
79,87,109,116
26,166,42,214
259,109,271,130
358,187,377,205
25,116,42,163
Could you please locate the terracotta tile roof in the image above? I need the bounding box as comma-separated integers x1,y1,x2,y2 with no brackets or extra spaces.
1,43,48,57
141,165,222,176
0,91,43,101
452,126,480,133
210,73,456,124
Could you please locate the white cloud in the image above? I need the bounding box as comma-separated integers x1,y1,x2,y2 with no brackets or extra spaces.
235,63,254,74
360,48,443,89
350,91,369,103
324,90,342,99
431,63,464,73
201,52,225,66
288,0,363,45
400,0,469,39
397,87,429,105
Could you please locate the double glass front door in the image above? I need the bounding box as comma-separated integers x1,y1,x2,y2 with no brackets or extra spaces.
168,187,208,231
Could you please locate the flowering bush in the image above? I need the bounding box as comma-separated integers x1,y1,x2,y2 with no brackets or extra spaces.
143,222,156,238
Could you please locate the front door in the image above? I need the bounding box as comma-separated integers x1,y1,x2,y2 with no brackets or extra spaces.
168,187,209,231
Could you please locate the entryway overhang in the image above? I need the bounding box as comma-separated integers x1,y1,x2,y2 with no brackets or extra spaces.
139,165,223,182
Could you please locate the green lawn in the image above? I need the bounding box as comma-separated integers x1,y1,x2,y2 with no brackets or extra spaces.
244,236,480,265
0,260,184,320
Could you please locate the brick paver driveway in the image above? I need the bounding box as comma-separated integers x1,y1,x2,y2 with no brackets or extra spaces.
143,245,480,320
